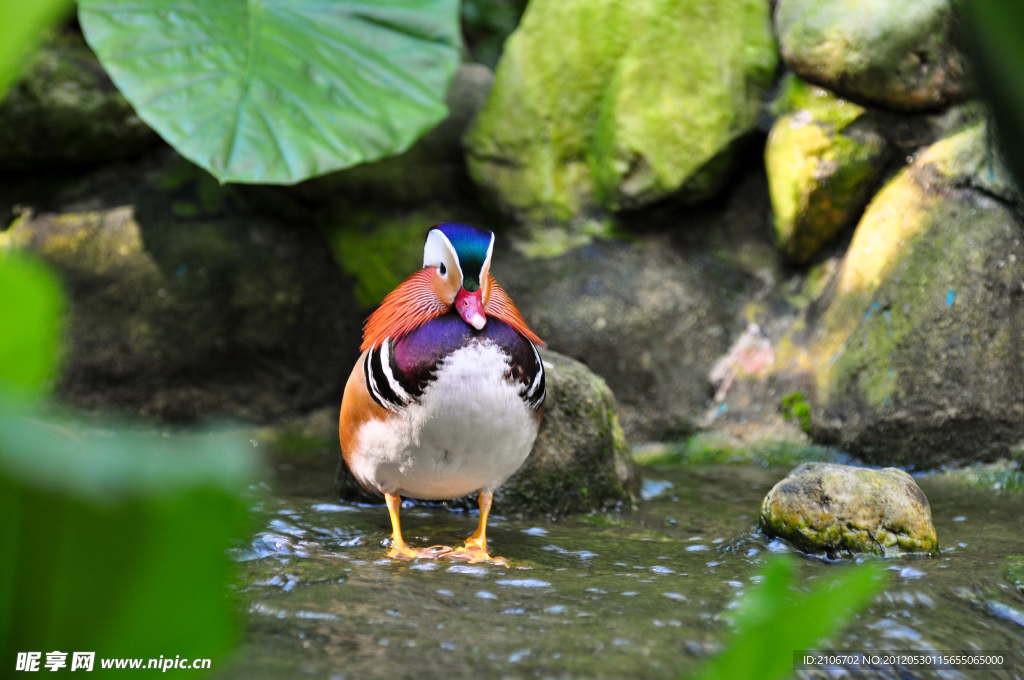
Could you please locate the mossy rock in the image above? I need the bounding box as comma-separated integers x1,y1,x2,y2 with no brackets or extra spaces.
0,33,157,171
334,349,639,516
775,0,971,111
2,154,363,423
766,75,891,263
760,462,939,557
465,0,777,231
778,123,1024,466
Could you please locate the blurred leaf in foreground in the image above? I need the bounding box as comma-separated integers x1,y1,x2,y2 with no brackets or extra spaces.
961,0,1024,188
0,252,65,398
0,403,258,675
690,556,887,680
0,0,72,100
77,0,462,185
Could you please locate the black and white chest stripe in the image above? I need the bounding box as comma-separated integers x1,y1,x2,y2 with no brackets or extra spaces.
522,342,546,411
363,340,412,412
364,339,545,413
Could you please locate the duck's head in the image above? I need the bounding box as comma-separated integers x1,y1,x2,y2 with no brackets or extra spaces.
423,223,493,330
360,223,543,351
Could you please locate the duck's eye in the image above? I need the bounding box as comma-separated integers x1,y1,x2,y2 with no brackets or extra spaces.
439,263,447,276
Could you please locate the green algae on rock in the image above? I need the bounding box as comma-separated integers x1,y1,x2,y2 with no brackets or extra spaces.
333,349,639,516
775,123,1024,467
465,0,776,232
766,76,890,263
760,462,938,557
0,34,157,171
775,0,970,112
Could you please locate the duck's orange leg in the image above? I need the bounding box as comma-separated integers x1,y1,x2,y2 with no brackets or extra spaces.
385,492,453,560
453,491,507,564
385,492,422,560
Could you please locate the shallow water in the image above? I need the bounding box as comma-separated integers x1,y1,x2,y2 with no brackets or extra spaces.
217,465,1024,680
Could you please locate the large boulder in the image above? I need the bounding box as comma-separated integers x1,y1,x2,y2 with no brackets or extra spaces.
776,123,1024,467
0,33,157,171
327,349,639,516
775,0,971,112
493,171,777,441
766,75,891,263
465,0,777,231
760,462,939,557
0,153,363,422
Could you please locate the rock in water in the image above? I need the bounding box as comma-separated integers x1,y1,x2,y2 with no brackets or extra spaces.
760,462,938,557
775,123,1024,466
465,0,776,230
766,75,890,263
334,349,639,516
775,0,970,111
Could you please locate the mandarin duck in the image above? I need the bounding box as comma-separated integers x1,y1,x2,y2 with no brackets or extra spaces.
339,223,545,562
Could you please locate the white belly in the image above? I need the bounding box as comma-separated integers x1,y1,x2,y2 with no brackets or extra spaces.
350,343,539,500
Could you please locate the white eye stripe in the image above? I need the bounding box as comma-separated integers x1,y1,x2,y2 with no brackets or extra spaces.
479,232,495,283
423,230,462,284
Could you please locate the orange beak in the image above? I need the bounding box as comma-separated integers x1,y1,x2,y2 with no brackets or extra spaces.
455,288,487,330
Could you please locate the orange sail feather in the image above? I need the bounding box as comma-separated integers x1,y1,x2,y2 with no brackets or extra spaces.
361,269,448,351
483,273,545,347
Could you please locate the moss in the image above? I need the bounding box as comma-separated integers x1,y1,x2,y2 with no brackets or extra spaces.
1006,557,1024,587
814,124,1016,413
935,460,1024,492
466,0,776,225
780,392,812,434
0,34,157,170
325,211,435,308
765,75,889,263
639,432,835,467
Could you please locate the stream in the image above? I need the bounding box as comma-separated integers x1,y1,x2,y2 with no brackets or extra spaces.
216,464,1024,680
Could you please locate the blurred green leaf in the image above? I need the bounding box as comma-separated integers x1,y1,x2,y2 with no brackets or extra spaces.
0,253,66,398
961,0,1024,188
690,557,887,680
77,0,462,185
0,0,72,101
0,401,258,675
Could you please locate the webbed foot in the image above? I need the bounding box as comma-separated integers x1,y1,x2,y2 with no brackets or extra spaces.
386,544,454,561
450,538,508,565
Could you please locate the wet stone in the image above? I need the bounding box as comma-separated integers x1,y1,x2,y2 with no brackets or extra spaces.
759,462,939,557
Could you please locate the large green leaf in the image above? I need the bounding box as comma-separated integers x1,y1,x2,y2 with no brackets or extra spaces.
690,557,887,680
0,253,65,398
0,400,258,675
0,0,72,101
961,0,1024,189
78,0,461,185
